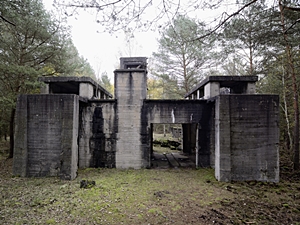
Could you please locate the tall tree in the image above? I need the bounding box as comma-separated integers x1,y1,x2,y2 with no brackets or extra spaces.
221,0,274,76
0,0,84,157
256,0,300,169
278,0,300,169
152,15,215,98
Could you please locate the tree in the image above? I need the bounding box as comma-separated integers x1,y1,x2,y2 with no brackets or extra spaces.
255,0,300,169
221,56,248,76
98,72,114,95
221,0,275,76
0,0,87,157
278,0,300,169
151,15,215,98
258,54,294,163
147,72,180,99
54,0,188,33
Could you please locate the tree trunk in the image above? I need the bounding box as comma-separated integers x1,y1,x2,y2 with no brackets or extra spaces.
281,68,293,151
8,108,15,158
279,1,299,170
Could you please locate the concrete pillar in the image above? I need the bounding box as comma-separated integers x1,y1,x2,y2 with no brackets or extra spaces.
204,82,220,99
40,83,49,94
182,124,196,155
182,124,191,154
215,95,231,182
114,70,149,169
13,95,28,177
79,83,94,99
197,90,200,99
246,82,256,94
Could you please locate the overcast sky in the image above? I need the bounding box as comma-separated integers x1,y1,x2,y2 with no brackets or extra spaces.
42,0,241,82
42,0,159,81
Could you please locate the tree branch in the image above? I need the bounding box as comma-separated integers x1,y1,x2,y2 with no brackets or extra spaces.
64,0,122,9
284,18,300,33
0,15,16,26
193,0,258,41
280,3,300,12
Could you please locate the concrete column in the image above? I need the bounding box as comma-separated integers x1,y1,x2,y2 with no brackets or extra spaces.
197,90,200,99
79,83,94,99
215,95,231,182
13,95,28,177
204,82,220,99
182,124,192,155
246,82,256,94
40,83,49,94
114,70,149,169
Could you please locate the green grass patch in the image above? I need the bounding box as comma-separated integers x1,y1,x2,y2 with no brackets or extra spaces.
1,158,300,224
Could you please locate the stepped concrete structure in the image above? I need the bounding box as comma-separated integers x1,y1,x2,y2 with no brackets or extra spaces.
13,57,279,182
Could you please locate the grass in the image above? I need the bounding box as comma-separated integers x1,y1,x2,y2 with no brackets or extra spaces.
1,138,300,224
1,163,225,225
1,158,300,225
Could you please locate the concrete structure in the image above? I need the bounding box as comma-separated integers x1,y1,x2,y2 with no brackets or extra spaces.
13,57,279,182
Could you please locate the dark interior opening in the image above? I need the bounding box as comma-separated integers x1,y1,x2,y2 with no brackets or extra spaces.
49,82,80,95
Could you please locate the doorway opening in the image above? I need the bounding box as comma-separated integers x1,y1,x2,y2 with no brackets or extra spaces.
150,123,196,169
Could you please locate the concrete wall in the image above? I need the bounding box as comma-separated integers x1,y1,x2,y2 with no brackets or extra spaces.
215,95,279,182
144,100,215,167
114,70,149,169
13,95,79,180
145,100,207,124
78,100,116,168
13,73,279,182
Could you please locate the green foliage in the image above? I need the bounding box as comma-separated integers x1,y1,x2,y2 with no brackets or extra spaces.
1,159,300,224
221,0,276,76
151,15,215,98
97,72,114,95
0,0,96,141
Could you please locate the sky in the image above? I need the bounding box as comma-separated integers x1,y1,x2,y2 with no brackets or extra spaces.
42,0,160,81
41,0,241,82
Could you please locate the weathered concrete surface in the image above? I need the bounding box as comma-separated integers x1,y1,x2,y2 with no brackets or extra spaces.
78,100,116,168
114,70,149,169
144,100,215,167
215,95,279,182
39,76,113,99
13,70,279,182
13,94,79,180
185,76,258,99
145,100,207,124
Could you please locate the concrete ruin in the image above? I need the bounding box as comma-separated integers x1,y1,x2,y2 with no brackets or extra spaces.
13,57,279,182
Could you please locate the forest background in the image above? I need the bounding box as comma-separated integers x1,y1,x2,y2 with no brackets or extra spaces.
0,0,300,170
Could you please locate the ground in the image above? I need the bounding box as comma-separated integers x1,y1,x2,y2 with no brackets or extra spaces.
1,140,300,224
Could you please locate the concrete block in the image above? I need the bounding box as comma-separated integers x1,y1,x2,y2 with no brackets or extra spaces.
13,95,79,180
204,82,220,99
80,83,94,99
